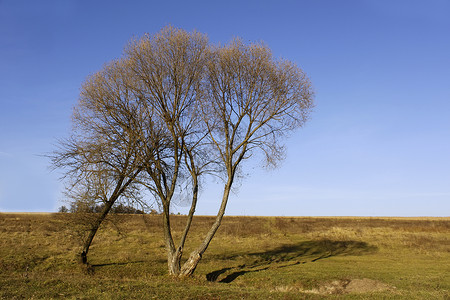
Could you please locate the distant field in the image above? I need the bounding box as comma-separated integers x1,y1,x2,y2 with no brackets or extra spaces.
0,213,449,299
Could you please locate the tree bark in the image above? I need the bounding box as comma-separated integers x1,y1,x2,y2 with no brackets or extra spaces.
179,250,202,277
167,247,182,275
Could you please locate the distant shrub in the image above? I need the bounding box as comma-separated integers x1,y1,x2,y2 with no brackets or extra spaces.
58,205,69,213
110,203,144,214
68,201,146,214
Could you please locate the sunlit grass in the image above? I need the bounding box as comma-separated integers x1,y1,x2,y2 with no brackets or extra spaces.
0,213,448,299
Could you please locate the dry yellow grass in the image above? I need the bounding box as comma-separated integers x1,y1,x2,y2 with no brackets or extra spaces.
0,213,449,299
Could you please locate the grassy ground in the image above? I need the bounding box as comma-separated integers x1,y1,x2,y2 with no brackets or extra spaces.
0,213,448,299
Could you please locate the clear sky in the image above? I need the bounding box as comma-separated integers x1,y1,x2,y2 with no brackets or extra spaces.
0,0,449,216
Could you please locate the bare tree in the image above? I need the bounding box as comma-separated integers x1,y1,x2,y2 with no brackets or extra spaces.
51,26,313,277
179,39,314,276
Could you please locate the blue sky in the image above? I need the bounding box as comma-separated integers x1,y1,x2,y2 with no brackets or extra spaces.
0,0,449,216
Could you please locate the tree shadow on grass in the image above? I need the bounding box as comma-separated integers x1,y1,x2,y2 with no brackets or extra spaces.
91,260,146,268
206,240,377,283
81,260,147,275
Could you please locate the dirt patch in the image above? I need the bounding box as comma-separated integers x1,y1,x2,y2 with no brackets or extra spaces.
345,278,393,293
304,278,394,295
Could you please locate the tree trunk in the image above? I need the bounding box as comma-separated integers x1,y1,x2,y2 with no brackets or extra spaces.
79,173,138,264
80,200,115,264
170,174,199,276
162,201,179,275
179,175,233,276
168,247,183,275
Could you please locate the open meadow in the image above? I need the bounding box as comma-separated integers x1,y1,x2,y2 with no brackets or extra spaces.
0,213,448,299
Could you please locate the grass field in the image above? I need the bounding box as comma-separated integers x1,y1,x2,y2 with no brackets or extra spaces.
0,213,449,299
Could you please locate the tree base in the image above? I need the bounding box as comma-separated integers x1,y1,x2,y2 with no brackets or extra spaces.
179,252,202,277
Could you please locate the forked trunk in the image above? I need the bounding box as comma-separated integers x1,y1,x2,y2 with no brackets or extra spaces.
178,176,233,277
167,169,199,276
